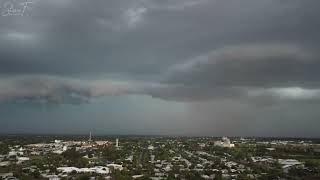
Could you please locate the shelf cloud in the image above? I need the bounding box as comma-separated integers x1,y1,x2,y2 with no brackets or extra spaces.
1,43,319,105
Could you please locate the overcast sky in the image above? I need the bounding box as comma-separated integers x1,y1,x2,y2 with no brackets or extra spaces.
1,0,320,137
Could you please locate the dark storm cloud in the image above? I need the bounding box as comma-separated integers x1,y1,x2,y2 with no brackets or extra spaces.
146,44,319,101
1,0,320,136
0,75,137,104
165,44,314,87
1,0,320,76
136,44,320,102
2,47,320,104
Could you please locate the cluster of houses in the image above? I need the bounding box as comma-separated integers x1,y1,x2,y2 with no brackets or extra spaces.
0,139,114,180
55,164,124,179
251,156,305,173
0,136,317,180
141,141,249,179
25,140,110,155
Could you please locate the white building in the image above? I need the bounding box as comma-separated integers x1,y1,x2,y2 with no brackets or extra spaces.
278,159,304,173
132,175,144,179
214,137,235,148
148,145,154,150
57,166,110,175
54,140,62,144
107,164,123,171
116,138,119,147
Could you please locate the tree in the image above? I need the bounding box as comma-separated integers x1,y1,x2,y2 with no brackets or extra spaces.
96,176,106,180
31,170,41,179
113,170,131,180
62,148,88,167
167,172,176,180
62,148,82,160
0,143,9,155
305,159,320,168
77,174,90,180
102,146,120,161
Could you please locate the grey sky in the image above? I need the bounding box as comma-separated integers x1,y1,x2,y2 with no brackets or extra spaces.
1,0,320,137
